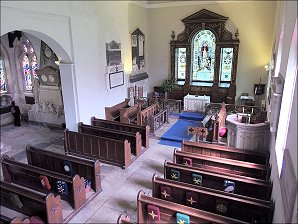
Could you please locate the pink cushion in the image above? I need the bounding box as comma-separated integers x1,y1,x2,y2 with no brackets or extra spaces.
219,127,227,137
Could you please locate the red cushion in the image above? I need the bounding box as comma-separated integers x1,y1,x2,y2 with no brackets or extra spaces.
219,127,227,137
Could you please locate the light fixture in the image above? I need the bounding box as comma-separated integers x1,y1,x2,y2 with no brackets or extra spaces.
55,58,60,65
264,63,274,71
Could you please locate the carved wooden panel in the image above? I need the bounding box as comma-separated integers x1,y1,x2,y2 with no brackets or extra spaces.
169,9,240,104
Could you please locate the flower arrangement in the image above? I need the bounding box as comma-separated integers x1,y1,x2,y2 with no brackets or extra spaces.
161,78,176,93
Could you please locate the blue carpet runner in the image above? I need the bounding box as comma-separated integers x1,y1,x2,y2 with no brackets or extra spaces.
179,111,205,121
158,118,202,148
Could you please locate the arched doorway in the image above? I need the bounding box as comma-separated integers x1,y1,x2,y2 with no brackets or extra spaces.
1,9,79,131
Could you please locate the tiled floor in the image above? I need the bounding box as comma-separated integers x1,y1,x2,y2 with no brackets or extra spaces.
0,116,181,223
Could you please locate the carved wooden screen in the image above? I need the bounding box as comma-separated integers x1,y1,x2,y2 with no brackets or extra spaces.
170,9,240,104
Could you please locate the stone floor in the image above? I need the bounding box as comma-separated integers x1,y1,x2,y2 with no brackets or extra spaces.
0,116,182,223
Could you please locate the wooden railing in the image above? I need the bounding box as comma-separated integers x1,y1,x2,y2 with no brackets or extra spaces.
150,98,182,114
150,109,169,133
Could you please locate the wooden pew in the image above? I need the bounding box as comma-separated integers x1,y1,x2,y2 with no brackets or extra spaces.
0,181,63,223
105,98,130,121
64,129,132,169
1,155,86,211
91,117,149,148
78,122,142,157
120,104,141,124
164,161,272,200
137,190,248,224
173,149,271,180
0,215,27,224
0,215,43,224
117,214,132,224
26,145,102,193
152,174,273,223
182,140,269,165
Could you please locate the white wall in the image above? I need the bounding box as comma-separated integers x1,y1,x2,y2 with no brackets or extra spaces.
147,1,277,102
1,1,133,128
128,3,149,74
268,1,297,223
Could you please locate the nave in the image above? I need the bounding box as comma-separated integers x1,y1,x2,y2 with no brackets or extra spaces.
0,117,178,223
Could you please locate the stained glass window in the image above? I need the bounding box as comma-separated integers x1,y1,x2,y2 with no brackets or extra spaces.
0,57,7,93
22,54,33,91
31,53,38,80
16,37,39,91
219,48,233,82
191,30,216,81
175,48,186,80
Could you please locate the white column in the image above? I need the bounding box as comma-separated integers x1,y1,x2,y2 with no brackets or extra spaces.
59,63,79,131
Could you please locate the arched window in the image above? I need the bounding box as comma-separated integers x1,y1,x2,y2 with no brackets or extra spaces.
15,36,39,91
170,9,240,103
0,57,7,93
191,30,216,82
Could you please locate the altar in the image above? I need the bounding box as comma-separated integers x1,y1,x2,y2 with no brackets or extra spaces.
183,94,210,112
226,114,270,152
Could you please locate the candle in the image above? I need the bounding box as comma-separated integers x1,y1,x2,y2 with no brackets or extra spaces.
252,108,254,114
242,107,244,113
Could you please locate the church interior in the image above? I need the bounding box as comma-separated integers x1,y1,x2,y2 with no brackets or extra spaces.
0,1,297,223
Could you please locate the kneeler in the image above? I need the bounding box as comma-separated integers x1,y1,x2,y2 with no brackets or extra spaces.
170,169,180,181
192,173,202,186
147,204,160,222
185,191,198,208
224,180,235,193
160,185,172,201
176,213,190,224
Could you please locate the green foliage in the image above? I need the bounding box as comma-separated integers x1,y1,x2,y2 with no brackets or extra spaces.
161,78,176,92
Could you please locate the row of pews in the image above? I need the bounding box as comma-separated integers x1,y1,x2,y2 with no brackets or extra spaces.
105,99,168,133
1,117,150,223
66,117,149,169
118,141,274,223
0,145,102,223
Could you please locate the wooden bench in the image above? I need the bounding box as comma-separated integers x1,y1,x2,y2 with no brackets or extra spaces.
152,174,273,223
64,129,132,169
164,161,272,200
0,215,44,224
182,140,269,165
78,122,142,157
105,98,130,121
173,149,271,180
117,214,132,224
120,104,141,124
0,215,27,224
0,181,63,223
91,117,149,148
26,144,102,193
1,155,86,211
137,190,248,223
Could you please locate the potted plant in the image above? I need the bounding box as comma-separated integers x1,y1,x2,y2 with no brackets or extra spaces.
161,78,176,99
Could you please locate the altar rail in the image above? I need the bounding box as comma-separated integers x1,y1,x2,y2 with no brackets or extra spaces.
150,98,182,114
150,109,168,133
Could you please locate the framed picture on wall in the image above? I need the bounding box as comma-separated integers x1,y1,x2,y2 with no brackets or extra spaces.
109,71,124,89
106,40,122,66
131,28,145,73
